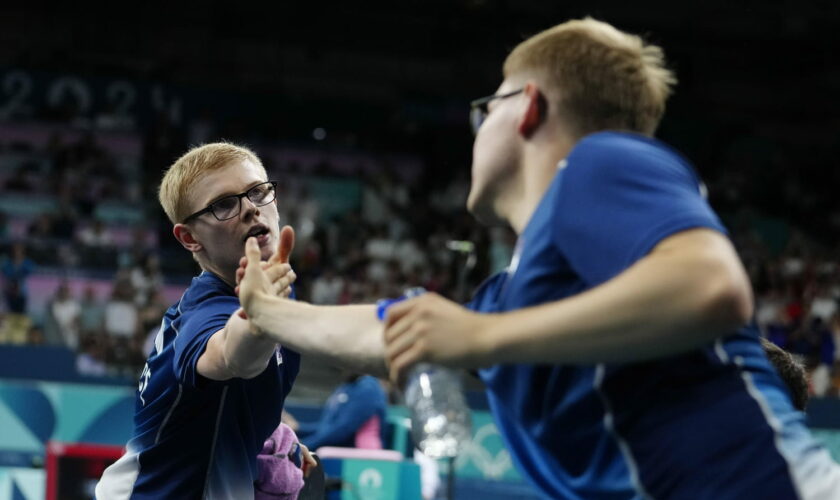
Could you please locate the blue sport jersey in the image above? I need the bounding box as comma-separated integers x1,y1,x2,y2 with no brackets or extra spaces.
469,132,840,499
96,271,300,499
299,375,388,450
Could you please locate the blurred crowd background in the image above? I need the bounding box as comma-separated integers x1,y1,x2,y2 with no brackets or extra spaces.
0,1,838,402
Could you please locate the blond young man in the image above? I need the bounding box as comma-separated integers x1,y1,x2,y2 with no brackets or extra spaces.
96,143,310,499
237,18,840,499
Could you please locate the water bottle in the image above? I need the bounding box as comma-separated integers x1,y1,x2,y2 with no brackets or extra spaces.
377,288,473,458
403,363,472,458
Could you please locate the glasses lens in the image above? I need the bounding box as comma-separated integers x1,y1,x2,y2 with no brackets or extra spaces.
248,182,275,206
211,196,241,220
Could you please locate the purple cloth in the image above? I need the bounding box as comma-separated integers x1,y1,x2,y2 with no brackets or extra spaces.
255,423,305,500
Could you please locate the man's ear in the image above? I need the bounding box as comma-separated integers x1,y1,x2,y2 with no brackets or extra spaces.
518,83,546,139
173,224,203,253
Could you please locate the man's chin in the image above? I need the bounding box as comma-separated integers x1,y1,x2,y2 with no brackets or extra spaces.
260,246,274,261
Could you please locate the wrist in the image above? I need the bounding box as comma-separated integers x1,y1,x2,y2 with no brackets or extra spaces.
245,291,273,339
473,312,504,366
247,319,268,339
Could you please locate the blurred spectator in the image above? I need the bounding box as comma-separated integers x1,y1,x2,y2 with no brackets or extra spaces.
1,242,35,313
118,228,155,269
394,235,427,275
428,172,469,215
27,325,46,345
77,219,116,268
0,305,31,344
130,253,163,306
810,318,835,397
76,334,108,376
756,289,784,330
139,289,168,359
138,289,168,340
112,333,146,376
27,214,57,264
104,277,138,340
365,225,395,283
809,284,838,323
297,374,388,451
49,281,81,350
765,308,793,349
52,196,79,241
78,219,114,248
310,267,344,305
79,285,105,337
28,213,54,241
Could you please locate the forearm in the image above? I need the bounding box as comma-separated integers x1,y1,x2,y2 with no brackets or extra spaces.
249,296,387,376
484,238,753,365
199,314,277,380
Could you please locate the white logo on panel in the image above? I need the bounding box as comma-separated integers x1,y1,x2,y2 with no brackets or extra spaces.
357,468,384,500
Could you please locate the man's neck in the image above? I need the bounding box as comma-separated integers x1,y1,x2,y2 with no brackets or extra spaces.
200,261,236,289
506,138,575,234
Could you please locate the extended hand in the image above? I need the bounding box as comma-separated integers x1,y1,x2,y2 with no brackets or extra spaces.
236,237,275,320
383,293,493,384
236,226,297,318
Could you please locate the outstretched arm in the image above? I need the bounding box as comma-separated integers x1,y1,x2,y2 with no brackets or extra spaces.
384,229,753,381
238,236,387,377
197,226,296,381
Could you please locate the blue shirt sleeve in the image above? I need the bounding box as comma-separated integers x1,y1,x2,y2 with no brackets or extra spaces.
551,134,726,286
172,295,239,389
464,272,507,312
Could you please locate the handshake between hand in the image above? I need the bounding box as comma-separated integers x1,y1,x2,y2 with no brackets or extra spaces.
235,225,297,320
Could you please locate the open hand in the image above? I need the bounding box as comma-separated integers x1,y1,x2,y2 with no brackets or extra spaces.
236,225,296,318
236,237,274,320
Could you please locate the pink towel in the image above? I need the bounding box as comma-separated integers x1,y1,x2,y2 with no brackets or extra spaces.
255,423,305,500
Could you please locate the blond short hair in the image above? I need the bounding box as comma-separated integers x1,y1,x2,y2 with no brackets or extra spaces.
158,142,266,223
504,17,676,136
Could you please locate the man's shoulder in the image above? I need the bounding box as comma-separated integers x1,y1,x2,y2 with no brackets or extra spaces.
569,131,689,166
179,272,238,313
565,131,696,184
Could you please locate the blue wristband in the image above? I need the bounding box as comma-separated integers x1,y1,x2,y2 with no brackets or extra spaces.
375,287,427,321
376,297,405,321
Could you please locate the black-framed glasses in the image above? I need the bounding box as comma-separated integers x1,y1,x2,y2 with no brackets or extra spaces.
469,88,524,135
182,181,277,223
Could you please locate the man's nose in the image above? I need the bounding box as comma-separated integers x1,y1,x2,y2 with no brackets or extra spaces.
240,197,260,220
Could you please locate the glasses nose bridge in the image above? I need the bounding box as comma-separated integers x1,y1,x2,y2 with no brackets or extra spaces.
239,192,260,215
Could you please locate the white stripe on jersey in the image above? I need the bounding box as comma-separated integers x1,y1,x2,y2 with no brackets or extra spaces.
593,364,654,500
95,450,139,500
154,317,166,355
713,344,840,499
